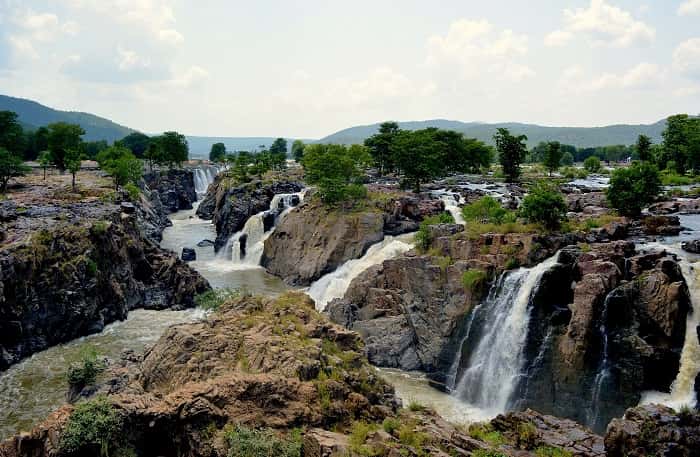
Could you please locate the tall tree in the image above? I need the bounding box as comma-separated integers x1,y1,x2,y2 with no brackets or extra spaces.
120,132,151,158
662,114,690,173
64,148,82,191
0,147,30,192
606,162,661,217
0,111,25,156
364,121,401,174
156,131,189,167
47,122,85,171
636,134,653,162
99,146,143,191
687,118,700,174
391,129,442,192
495,128,528,183
209,142,227,162
301,144,370,204
24,126,49,161
38,150,52,180
269,138,288,155
292,140,306,162
542,141,563,176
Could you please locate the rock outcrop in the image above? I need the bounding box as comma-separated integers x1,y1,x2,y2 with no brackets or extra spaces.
195,176,303,251
648,197,700,215
0,202,210,370
142,169,197,214
262,195,445,286
513,242,691,432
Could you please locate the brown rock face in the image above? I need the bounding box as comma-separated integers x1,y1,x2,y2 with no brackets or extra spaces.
262,195,445,286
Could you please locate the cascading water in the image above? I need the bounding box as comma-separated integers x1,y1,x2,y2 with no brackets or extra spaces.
587,293,613,427
452,254,559,415
640,250,700,409
307,233,415,311
432,191,465,225
218,192,304,267
193,166,219,196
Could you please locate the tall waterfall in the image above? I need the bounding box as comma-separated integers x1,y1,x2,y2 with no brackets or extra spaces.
641,256,700,409
307,233,415,311
193,166,218,196
452,254,559,415
218,192,304,267
432,191,465,225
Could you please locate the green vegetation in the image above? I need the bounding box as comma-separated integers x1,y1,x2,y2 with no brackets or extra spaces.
519,181,567,230
415,213,455,251
407,399,427,412
606,161,661,216
194,288,242,311
495,128,528,183
349,421,380,456
64,147,83,191
292,139,306,162
96,145,143,192
516,422,538,449
472,451,507,457
462,269,487,291
67,346,106,387
48,122,85,172
60,396,122,457
209,142,227,162
38,150,52,180
382,417,401,434
301,143,371,204
462,196,513,224
542,141,563,176
0,147,30,192
119,132,151,158
468,423,505,446
583,156,601,173
365,121,493,191
225,425,302,457
534,446,573,457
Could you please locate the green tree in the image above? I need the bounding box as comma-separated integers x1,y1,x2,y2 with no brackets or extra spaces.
495,128,528,183
561,151,574,166
64,148,82,191
301,144,370,204
0,111,25,156
209,142,227,162
23,126,49,161
83,140,109,160
519,181,567,230
47,122,85,171
685,118,700,173
143,142,163,172
391,129,442,192
542,141,563,176
38,150,52,180
584,156,602,173
292,140,306,162
155,131,188,167
636,134,653,162
0,147,30,193
120,132,151,158
270,137,288,155
606,162,661,216
662,114,690,173
98,146,143,191
364,121,400,174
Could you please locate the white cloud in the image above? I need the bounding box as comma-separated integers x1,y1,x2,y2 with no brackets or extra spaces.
678,0,700,16
12,10,78,43
674,86,700,97
426,19,534,82
549,0,655,48
7,35,39,60
673,38,700,80
116,47,151,72
560,62,665,92
169,65,209,88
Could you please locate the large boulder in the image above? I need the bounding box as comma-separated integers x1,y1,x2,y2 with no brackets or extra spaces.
142,169,197,214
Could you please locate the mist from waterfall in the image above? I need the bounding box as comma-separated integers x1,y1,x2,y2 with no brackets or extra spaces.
307,233,415,311
452,254,559,415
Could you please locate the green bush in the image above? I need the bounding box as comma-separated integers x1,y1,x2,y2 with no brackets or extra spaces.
194,288,242,311
225,425,302,457
472,451,507,457
407,399,426,412
534,446,573,457
519,181,567,230
382,417,401,434
60,396,122,456
468,423,505,446
505,257,521,270
414,213,455,251
348,421,380,457
91,220,109,235
67,346,106,387
462,196,512,224
462,269,487,290
583,156,602,173
606,162,661,217
124,182,141,201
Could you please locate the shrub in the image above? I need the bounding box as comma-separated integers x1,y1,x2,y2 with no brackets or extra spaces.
91,220,109,235
473,451,507,457
462,269,487,290
606,162,661,217
124,182,141,201
349,421,380,457
194,288,241,311
505,257,520,270
516,422,538,449
60,396,122,456
407,399,426,412
468,423,505,446
534,447,573,457
382,417,401,434
462,196,511,224
397,423,428,450
414,213,455,251
67,346,106,388
519,181,567,230
583,156,602,173
225,425,302,457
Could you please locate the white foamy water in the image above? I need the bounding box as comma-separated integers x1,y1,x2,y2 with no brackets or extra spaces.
307,233,415,311
193,166,218,196
452,254,559,416
432,191,465,225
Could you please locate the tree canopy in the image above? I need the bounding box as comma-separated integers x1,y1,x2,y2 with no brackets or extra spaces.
120,132,151,158
292,140,306,162
0,147,30,192
606,162,661,216
301,143,371,204
495,128,528,183
153,131,189,167
47,122,86,171
542,141,563,176
209,142,227,162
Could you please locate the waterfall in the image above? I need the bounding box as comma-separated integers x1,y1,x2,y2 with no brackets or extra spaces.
641,257,700,409
193,166,219,197
218,192,304,267
308,233,415,311
452,254,559,415
432,191,465,225
587,293,614,427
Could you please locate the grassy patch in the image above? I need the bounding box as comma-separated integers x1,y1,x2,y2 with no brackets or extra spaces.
349,421,380,457
468,423,505,446
462,269,487,290
194,288,242,311
225,425,302,457
534,446,573,457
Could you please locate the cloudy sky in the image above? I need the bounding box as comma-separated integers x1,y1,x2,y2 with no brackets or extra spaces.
0,0,699,138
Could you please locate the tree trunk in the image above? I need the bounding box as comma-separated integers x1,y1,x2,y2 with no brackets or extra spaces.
72,173,76,191
43,167,46,180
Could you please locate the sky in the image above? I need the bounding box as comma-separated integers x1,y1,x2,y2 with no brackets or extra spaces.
0,0,699,138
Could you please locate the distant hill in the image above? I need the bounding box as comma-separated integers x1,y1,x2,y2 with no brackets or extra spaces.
319,119,669,148
0,94,135,142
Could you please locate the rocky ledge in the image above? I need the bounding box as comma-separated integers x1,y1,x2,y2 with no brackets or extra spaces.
2,291,696,457
262,193,445,286
0,200,210,370
195,175,304,251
